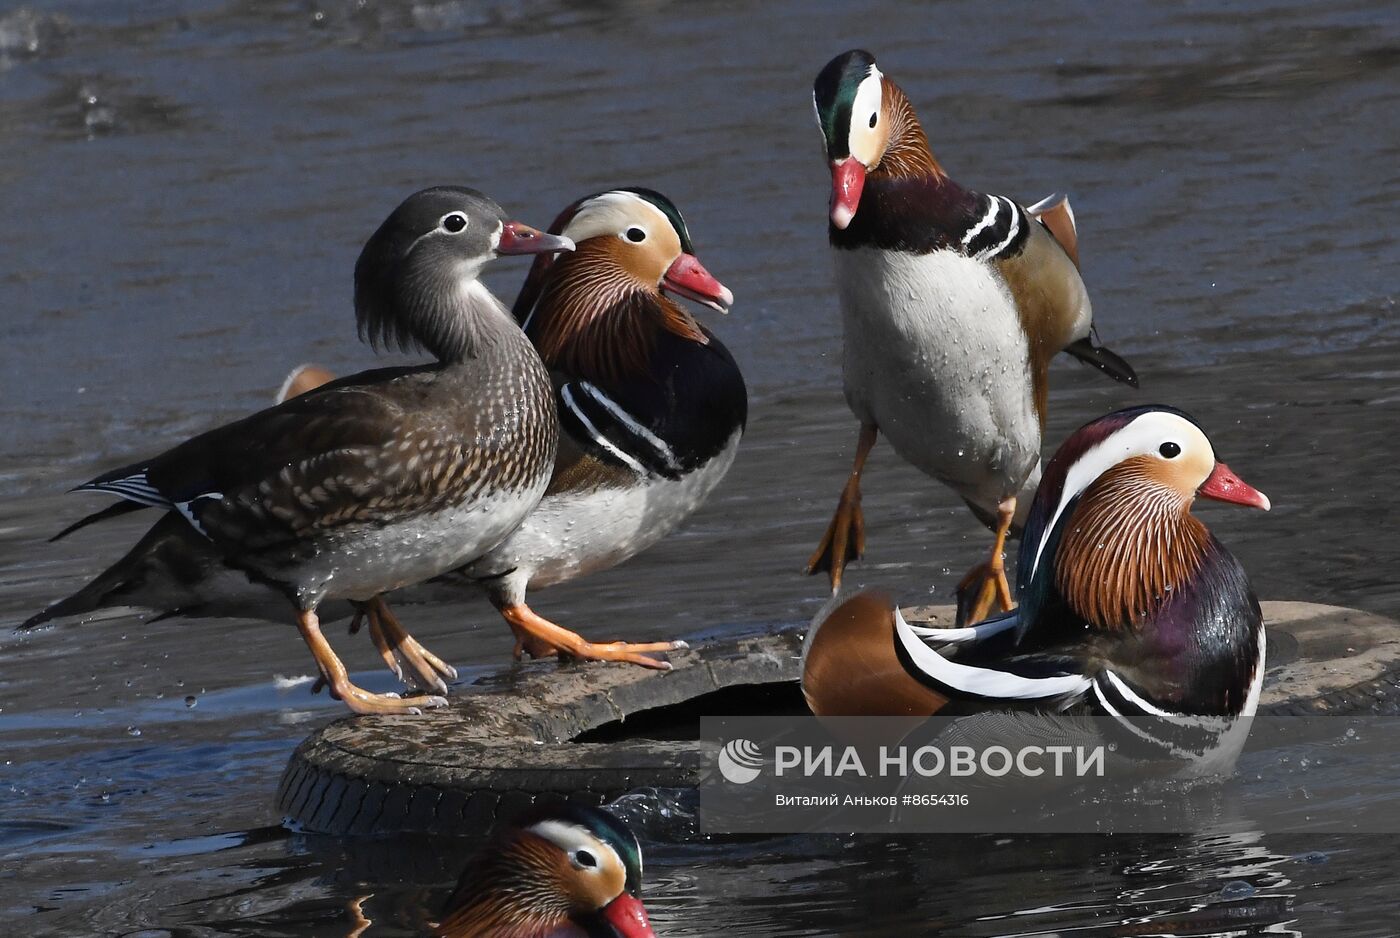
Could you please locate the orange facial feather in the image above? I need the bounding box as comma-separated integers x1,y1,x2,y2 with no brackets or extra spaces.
528,240,706,385
872,78,943,181
1054,456,1211,631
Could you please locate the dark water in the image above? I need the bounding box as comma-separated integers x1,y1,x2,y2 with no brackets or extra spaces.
1,0,1398,934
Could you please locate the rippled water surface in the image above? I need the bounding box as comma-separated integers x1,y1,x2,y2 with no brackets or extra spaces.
1,0,1398,934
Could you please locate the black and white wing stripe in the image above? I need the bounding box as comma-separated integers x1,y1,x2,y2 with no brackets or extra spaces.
78,470,168,509
1087,668,1243,763
894,606,1092,704
959,194,1030,262
76,470,225,539
558,380,684,479
907,607,1021,651
896,609,1252,771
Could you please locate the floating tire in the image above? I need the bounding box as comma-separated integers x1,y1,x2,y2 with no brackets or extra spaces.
278,602,1400,836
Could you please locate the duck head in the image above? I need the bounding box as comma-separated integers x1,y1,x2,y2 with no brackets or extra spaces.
516,187,732,383
354,186,573,364
435,803,655,938
813,50,940,229
1021,405,1270,632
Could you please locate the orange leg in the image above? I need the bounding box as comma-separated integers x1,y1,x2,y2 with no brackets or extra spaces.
294,608,446,714
333,598,458,694
955,497,1018,627
496,601,686,671
365,597,458,695
805,424,878,594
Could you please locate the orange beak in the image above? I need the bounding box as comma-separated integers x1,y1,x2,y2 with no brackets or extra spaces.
598,892,656,938
829,158,865,229
662,252,733,313
1199,461,1271,511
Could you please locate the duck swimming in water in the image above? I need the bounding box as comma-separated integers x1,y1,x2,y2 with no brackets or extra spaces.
433,802,655,938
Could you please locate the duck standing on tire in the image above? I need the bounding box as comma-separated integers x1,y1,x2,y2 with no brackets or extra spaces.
287,189,746,670
433,803,655,937
21,188,572,714
803,406,1271,767
806,49,1138,625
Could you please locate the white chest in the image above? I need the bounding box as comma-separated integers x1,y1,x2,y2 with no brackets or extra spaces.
833,247,1042,508
465,431,742,596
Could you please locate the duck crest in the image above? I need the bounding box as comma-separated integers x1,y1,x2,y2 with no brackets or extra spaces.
525,240,705,386
1054,456,1212,631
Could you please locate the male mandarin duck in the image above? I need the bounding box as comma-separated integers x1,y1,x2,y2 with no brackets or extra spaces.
806,49,1139,625
433,803,655,938
22,187,572,714
286,188,746,670
803,406,1271,762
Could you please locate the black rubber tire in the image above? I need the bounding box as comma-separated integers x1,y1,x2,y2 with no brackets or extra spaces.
277,602,1400,836
278,623,804,836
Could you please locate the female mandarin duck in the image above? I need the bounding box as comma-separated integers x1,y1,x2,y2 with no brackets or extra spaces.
433,803,655,938
806,49,1138,625
22,187,572,714
286,188,746,670
803,406,1271,761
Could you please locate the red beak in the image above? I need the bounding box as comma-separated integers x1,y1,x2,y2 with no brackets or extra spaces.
662,252,733,313
498,220,576,256
829,158,865,229
598,892,656,938
1198,461,1271,511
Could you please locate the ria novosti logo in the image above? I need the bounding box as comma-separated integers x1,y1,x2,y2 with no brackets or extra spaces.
717,738,764,784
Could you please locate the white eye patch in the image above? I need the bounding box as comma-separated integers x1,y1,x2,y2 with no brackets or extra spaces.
1030,412,1214,580
847,66,884,165
528,820,622,877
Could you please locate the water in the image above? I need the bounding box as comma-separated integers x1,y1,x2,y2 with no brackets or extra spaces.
1,0,1398,933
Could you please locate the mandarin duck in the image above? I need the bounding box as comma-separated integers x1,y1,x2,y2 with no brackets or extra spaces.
806,49,1139,625
433,803,655,938
803,406,1271,764
284,188,746,670
21,187,572,714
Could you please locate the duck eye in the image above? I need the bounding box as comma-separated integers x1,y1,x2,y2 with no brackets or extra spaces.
574,849,598,869
441,212,468,234
868,112,878,129
625,227,646,243
1159,441,1181,459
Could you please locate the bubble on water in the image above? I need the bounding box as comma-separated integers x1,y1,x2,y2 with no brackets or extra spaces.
126,726,141,737
1220,880,1255,900
184,696,198,709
